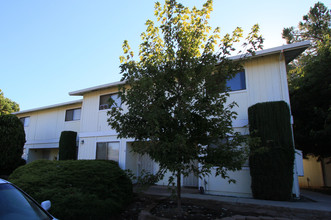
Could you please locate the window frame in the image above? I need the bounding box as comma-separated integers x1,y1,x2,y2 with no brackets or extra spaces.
99,93,121,111
65,108,81,122
226,70,247,92
95,141,120,162
19,116,30,127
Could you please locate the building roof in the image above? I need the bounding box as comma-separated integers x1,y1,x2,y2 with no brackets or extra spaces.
70,41,310,97
229,40,310,64
14,42,310,114
13,99,83,115
69,81,126,96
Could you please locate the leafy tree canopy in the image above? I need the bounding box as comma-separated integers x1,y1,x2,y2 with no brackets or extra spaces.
108,0,263,209
282,2,331,48
290,39,331,158
282,2,331,84
282,2,331,158
0,114,26,175
0,89,19,115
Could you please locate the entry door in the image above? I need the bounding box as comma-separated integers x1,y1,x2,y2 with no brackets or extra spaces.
137,154,154,177
183,161,199,187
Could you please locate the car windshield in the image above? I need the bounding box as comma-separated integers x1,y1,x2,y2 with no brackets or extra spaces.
0,184,52,220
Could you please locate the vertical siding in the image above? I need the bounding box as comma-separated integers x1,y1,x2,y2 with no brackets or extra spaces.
226,54,288,130
78,87,122,160
17,103,81,142
78,137,97,159
245,54,287,106
80,87,118,133
201,169,252,197
80,92,99,133
204,53,291,197
34,111,58,140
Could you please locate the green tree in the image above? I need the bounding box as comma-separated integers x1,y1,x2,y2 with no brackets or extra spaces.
0,89,20,115
282,2,331,159
282,2,331,48
108,0,262,210
290,39,331,158
0,114,26,176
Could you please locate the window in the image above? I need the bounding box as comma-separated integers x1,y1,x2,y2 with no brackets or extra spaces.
96,142,120,162
99,93,121,110
20,117,30,127
0,184,53,220
65,108,81,121
226,70,246,91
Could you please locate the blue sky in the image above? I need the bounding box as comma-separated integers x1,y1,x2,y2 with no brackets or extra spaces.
1,0,330,111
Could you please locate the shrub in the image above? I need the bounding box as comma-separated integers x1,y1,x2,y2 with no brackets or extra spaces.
9,160,133,220
59,131,77,160
0,114,26,175
248,101,295,201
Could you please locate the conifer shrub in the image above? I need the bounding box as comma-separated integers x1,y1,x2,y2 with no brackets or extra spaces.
59,131,77,160
9,160,133,220
248,101,295,201
0,114,26,176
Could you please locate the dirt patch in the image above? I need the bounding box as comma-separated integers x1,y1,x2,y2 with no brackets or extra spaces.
117,194,271,220
116,192,330,220
150,198,234,219
116,194,156,219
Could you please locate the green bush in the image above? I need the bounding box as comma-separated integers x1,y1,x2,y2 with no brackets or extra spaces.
9,160,133,220
248,101,295,201
0,114,26,175
59,131,77,160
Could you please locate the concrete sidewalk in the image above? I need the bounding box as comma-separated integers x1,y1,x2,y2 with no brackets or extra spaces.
140,186,331,219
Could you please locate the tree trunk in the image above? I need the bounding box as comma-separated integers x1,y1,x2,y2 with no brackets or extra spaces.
321,157,326,187
176,170,182,212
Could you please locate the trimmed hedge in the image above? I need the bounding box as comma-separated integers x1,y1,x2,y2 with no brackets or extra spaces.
0,114,26,176
248,101,295,201
59,131,77,160
9,160,133,220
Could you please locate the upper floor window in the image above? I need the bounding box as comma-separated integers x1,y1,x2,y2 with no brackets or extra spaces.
99,93,121,110
226,70,246,92
65,108,81,121
20,116,30,127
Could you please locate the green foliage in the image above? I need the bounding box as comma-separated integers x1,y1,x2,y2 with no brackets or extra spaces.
109,0,263,208
290,40,331,158
9,160,133,220
0,114,26,175
282,2,331,47
282,2,331,159
282,2,331,87
0,89,19,115
248,101,295,201
58,131,77,160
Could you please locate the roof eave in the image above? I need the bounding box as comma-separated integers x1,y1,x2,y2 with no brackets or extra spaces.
228,40,311,63
13,99,83,115
69,81,126,96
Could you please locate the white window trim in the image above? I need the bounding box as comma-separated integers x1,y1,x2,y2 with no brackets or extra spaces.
65,108,81,122
99,92,121,111
95,141,120,162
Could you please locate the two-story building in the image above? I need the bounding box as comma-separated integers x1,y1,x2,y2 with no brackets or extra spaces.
14,41,310,198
